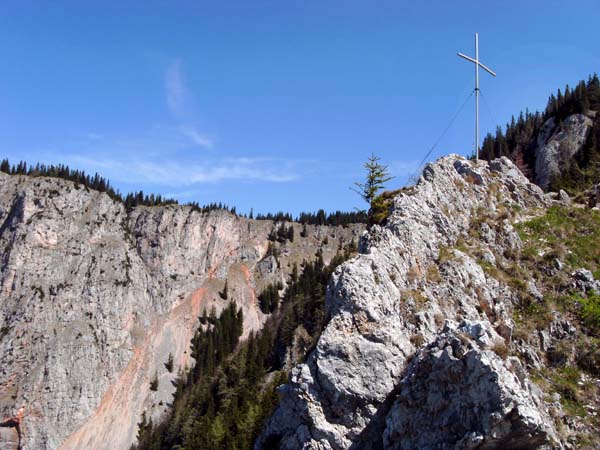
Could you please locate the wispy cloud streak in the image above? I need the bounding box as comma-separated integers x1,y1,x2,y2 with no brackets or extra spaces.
65,154,300,187
165,58,214,149
165,59,187,118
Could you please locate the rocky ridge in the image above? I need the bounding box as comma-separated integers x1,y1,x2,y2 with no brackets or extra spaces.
0,172,362,450
257,155,577,449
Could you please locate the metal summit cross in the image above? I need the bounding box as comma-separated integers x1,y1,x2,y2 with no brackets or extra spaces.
458,32,496,160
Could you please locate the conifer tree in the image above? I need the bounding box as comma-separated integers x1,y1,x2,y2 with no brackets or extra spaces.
220,280,228,300
209,305,217,324
200,308,208,325
300,223,308,238
352,153,394,207
164,353,174,373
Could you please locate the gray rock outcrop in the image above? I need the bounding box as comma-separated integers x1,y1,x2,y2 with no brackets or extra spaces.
384,320,557,450
581,183,600,208
257,155,561,449
534,114,593,190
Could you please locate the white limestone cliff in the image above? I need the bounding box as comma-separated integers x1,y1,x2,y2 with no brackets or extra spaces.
0,172,362,450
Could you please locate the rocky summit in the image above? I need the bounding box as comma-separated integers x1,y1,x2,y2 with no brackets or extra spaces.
257,155,599,449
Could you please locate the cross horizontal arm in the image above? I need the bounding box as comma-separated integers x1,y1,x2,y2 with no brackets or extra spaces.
457,52,477,64
457,52,497,77
477,62,496,77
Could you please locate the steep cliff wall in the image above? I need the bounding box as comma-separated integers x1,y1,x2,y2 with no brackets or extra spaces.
0,172,362,450
534,113,593,190
257,155,594,449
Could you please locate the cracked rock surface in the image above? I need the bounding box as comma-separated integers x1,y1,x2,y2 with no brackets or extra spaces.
384,320,558,450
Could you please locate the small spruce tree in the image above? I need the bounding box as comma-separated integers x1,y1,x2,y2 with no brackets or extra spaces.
352,153,394,208
164,353,174,372
149,373,159,391
300,223,308,238
220,280,228,300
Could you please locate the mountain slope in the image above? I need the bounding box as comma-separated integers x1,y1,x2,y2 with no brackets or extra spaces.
0,172,363,450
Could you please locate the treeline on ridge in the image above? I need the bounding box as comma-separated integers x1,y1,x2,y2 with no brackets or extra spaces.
255,209,367,226
0,158,366,224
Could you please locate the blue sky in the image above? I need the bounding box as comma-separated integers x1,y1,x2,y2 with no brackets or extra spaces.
1,1,599,215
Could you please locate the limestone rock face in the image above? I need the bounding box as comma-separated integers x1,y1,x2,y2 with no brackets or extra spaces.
383,320,558,450
0,172,362,450
257,155,560,449
534,114,593,190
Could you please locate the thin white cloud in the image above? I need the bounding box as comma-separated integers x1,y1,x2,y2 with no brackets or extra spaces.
65,154,299,187
165,59,187,118
86,132,103,141
178,124,214,149
163,190,197,200
164,58,214,149
188,162,297,183
69,155,122,171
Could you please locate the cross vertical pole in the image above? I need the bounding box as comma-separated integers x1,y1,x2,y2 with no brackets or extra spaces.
475,32,479,160
458,33,496,160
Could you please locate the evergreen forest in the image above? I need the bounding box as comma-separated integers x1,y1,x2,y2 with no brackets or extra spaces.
132,246,355,450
